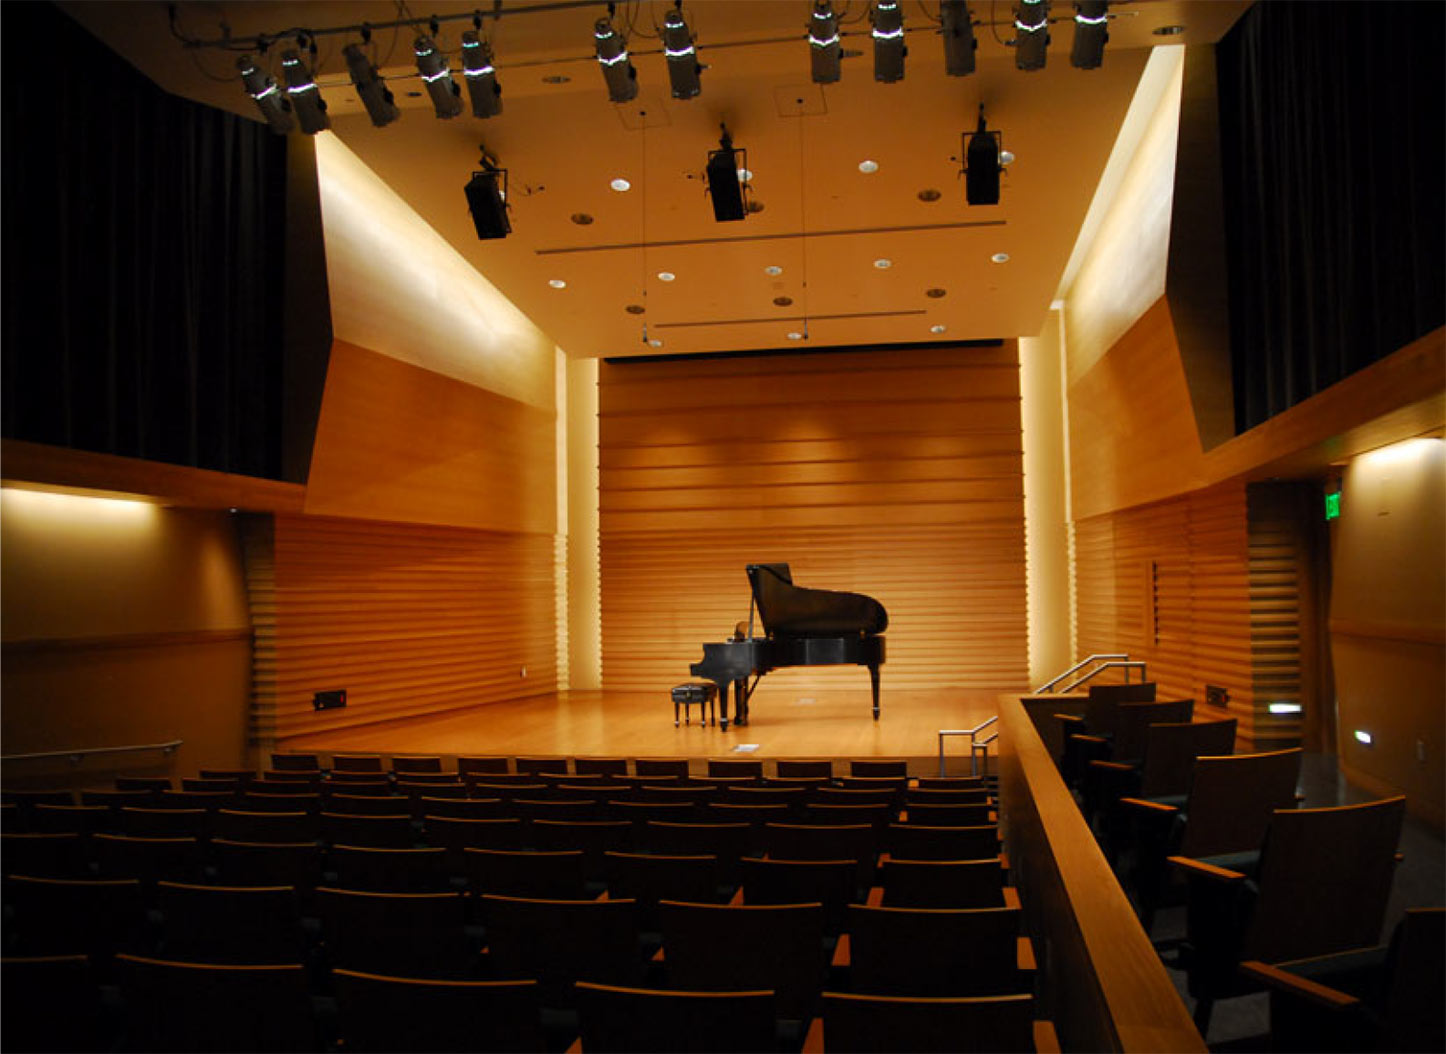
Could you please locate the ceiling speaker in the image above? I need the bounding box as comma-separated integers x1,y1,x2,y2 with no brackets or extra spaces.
465,171,511,239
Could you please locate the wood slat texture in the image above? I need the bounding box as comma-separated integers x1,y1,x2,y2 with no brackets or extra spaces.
1074,481,1256,744
247,514,558,739
1247,490,1309,747
597,345,1029,695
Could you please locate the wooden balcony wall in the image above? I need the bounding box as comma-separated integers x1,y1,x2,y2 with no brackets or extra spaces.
597,344,1030,696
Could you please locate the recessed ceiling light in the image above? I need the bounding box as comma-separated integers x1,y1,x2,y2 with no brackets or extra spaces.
764,265,784,276
773,296,794,307
737,167,753,182
873,258,892,269
1153,24,1186,36
930,324,947,334
917,188,941,202
649,338,663,347
925,288,947,299
610,178,631,192
570,212,594,225
625,304,646,315
548,279,567,289
657,271,676,282
1000,150,1016,165
786,331,804,341
991,252,1011,264
858,159,879,174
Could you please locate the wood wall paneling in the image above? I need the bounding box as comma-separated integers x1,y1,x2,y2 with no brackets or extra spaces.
598,346,1029,696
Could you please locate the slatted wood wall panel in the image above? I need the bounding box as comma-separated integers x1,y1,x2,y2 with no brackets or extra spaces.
254,514,557,738
1072,481,1257,743
1247,515,1304,745
239,516,279,744
597,345,1029,694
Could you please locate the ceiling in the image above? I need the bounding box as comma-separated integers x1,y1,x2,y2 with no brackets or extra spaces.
63,0,1250,359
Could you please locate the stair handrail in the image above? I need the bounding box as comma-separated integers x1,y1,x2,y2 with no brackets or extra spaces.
937,716,998,777
1059,660,1147,693
1035,654,1130,693
1,739,182,765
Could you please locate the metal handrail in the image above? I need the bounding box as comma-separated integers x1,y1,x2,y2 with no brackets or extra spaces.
1,740,182,765
938,716,998,777
1060,660,1147,693
1035,654,1130,693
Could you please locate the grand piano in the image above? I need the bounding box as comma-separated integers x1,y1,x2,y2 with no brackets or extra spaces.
689,563,887,730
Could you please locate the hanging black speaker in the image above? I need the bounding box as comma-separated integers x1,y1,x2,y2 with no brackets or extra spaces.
705,128,747,223
964,120,1001,206
465,168,511,239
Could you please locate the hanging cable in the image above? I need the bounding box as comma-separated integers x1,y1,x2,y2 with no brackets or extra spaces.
796,100,810,342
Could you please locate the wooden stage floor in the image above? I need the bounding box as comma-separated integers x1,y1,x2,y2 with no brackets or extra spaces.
278,688,1012,776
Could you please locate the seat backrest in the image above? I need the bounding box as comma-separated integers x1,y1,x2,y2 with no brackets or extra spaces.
0,954,105,1053
884,823,999,862
1082,681,1158,736
775,759,834,779
390,755,443,774
821,991,1037,1053
762,823,878,890
330,845,451,893
315,887,471,977
1111,699,1195,761
1179,748,1302,858
333,970,544,1054
270,752,321,771
319,811,413,849
457,756,511,776
634,758,691,779
846,903,1022,996
878,857,1006,909
1382,907,1446,1053
738,856,856,934
575,757,630,776
575,982,777,1054
481,895,642,1006
1246,796,1406,963
659,899,827,1019
464,848,589,899
212,838,323,891
156,881,305,963
603,852,721,924
1137,719,1237,798
331,754,384,773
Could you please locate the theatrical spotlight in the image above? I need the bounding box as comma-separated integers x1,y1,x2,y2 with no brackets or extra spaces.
238,55,294,134
1013,0,1049,71
963,109,1001,205
1071,0,1109,69
461,31,502,117
705,125,749,222
343,43,399,127
940,0,977,77
595,15,638,102
465,150,511,240
872,0,905,82
414,34,463,118
809,1,841,84
662,6,702,100
280,48,329,134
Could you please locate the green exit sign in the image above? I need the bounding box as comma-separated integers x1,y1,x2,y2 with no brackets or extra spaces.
1324,490,1341,520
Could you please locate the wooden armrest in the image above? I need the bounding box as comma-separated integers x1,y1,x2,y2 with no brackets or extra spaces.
1055,714,1085,726
728,886,745,906
999,850,1009,874
1003,886,1021,910
801,1016,825,1054
1168,855,1247,883
1238,960,1361,1010
1033,1020,1061,1054
865,885,884,907
1016,935,1036,973
832,933,851,968
566,1037,584,1054
651,946,665,962
1070,733,1108,745
1089,760,1134,773
1118,797,1178,815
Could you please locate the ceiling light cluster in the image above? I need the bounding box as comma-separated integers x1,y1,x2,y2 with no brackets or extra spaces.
1011,0,1113,71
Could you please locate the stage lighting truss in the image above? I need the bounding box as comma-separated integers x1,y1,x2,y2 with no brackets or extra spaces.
872,0,905,82
461,31,502,117
809,0,841,84
940,0,977,76
280,47,330,134
415,34,464,118
662,6,702,100
343,43,400,127
1071,0,1109,69
595,15,638,102
1013,0,1049,71
237,55,295,134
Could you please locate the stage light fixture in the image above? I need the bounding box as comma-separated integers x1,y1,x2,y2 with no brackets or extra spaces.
662,7,702,99
809,1,841,84
1071,0,1109,68
237,55,294,134
963,109,1002,205
595,16,638,102
705,125,749,222
414,35,463,118
465,150,511,239
343,43,400,127
940,0,977,76
279,47,329,134
872,0,906,82
461,31,502,117
1013,0,1050,71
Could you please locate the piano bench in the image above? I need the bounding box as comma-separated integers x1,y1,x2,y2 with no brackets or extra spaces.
672,682,719,727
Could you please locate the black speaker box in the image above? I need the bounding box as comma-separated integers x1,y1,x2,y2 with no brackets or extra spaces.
465,172,511,239
706,150,746,222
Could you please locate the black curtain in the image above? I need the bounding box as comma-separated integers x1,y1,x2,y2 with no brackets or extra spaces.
2,1,289,479
1218,1,1445,434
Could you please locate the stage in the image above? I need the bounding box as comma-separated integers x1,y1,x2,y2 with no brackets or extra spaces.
276,688,1012,776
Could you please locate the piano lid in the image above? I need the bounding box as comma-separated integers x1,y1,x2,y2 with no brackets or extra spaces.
746,563,888,638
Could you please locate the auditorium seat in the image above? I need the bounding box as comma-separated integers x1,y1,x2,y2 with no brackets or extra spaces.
708,758,764,779
644,822,752,885
899,802,993,827
215,808,318,843
811,991,1048,1053
884,823,998,862
93,833,206,889
259,770,324,786
244,791,323,813
634,759,690,780
481,893,643,1007
849,761,907,779
800,803,893,833
327,793,413,816
28,804,114,836
575,757,630,777
330,845,451,893
319,811,413,849
391,755,444,775
602,851,722,932
158,789,239,812
608,798,698,828
457,756,511,776
5,875,148,966
196,769,254,785
80,789,155,813
762,824,878,893
331,754,385,774
424,816,527,861
464,848,589,899
738,857,857,935
115,777,172,795
512,797,605,823
516,757,569,777
118,807,211,840
0,954,106,1053
115,953,319,1052
809,787,897,811
875,857,1008,909
723,785,808,809
269,753,321,772
775,760,834,779
212,839,324,894
155,881,306,964
841,903,1030,997
575,981,778,1054
315,887,474,979
905,787,993,806
530,819,633,883
464,778,550,800
333,969,545,1053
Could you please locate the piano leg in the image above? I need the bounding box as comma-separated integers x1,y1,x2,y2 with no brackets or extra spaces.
734,679,749,727
869,663,881,720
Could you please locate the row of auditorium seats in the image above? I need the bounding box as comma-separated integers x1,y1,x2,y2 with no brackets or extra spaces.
262,753,925,781
3,757,1050,1052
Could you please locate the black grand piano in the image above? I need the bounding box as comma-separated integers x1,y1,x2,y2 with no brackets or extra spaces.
689,563,887,730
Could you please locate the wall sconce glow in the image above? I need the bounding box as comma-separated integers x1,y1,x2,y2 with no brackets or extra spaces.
1357,436,1444,471
1354,729,1374,746
1268,702,1302,715
3,487,157,523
